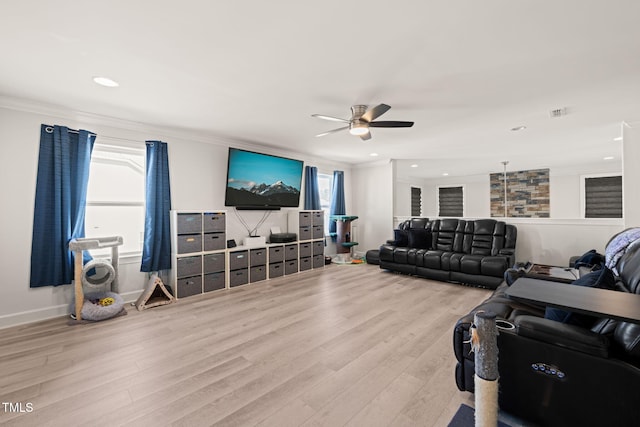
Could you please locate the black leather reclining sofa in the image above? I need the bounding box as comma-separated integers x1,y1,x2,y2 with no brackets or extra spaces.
379,218,517,289
453,236,640,426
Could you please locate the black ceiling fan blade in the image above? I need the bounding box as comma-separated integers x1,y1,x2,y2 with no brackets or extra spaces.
311,114,350,123
368,121,414,128
360,103,391,122
360,132,372,141
315,126,349,137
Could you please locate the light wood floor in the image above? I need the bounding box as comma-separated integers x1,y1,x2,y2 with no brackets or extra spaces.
0,264,490,427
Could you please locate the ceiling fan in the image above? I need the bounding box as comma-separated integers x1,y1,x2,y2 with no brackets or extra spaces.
312,104,414,141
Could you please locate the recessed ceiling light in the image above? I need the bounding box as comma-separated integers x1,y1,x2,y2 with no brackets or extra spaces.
442,172,449,176
370,152,379,157
510,126,526,132
614,137,623,141
603,156,615,160
93,76,119,87
410,164,418,168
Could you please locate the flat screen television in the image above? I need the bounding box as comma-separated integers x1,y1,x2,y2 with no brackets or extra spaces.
224,147,304,209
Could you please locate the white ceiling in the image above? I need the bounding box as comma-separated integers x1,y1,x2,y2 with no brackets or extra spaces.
1,1,639,179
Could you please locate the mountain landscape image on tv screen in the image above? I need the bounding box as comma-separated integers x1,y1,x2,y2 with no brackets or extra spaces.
225,148,303,208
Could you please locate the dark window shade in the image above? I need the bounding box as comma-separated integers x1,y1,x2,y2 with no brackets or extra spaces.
411,187,422,216
439,186,463,217
585,176,622,218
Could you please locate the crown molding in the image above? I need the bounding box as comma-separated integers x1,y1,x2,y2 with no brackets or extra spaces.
0,95,347,168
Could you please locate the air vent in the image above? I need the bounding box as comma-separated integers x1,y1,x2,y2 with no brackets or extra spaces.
549,108,566,118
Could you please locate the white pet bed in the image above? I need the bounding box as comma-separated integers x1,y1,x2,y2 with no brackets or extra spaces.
71,291,125,321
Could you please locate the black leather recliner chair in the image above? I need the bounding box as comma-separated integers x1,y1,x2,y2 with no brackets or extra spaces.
453,240,640,426
379,218,517,289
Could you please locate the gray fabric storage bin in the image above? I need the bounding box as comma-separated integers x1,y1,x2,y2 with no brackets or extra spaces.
269,246,284,263
250,248,267,266
285,259,298,275
312,225,324,239
177,213,202,234
204,272,225,292
229,250,249,270
299,211,312,227
203,232,225,251
177,275,202,298
269,262,284,278
203,253,225,273
203,212,225,232
250,265,267,282
177,255,202,278
299,226,312,240
229,269,249,287
299,257,312,271
313,241,324,255
285,244,298,260
299,242,312,258
177,234,202,254
312,211,324,226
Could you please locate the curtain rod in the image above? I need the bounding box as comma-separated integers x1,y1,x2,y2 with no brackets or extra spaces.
44,125,96,137
44,125,144,145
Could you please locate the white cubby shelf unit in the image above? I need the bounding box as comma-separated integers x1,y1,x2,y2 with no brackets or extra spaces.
169,209,325,299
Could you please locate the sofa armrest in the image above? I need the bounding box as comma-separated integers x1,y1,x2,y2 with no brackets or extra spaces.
498,248,516,266
514,315,610,358
378,244,396,262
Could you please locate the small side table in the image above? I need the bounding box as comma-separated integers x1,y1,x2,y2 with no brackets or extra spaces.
524,263,579,284
506,278,640,324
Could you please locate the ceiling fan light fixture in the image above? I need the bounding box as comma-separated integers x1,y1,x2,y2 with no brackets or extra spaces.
313,104,412,140
349,122,369,136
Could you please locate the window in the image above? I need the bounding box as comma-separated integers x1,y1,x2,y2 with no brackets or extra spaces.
583,175,622,218
318,173,333,233
438,186,464,217
411,187,422,216
85,142,146,256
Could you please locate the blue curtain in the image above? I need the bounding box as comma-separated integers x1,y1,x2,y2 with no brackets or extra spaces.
304,166,321,210
141,141,172,272
30,125,96,287
329,170,345,236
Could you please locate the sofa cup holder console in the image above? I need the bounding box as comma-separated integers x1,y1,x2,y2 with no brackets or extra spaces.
495,319,515,331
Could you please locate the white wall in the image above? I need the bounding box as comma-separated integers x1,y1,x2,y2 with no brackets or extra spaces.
0,99,349,328
409,173,490,219
394,178,412,217
351,160,394,255
169,138,310,244
623,121,640,227
505,219,621,265
391,162,625,266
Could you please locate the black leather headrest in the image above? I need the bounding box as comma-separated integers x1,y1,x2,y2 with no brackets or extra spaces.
439,218,459,232
409,217,429,229
398,220,411,230
617,243,640,294
474,219,497,235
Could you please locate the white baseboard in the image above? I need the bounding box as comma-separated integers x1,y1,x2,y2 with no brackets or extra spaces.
0,290,144,330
